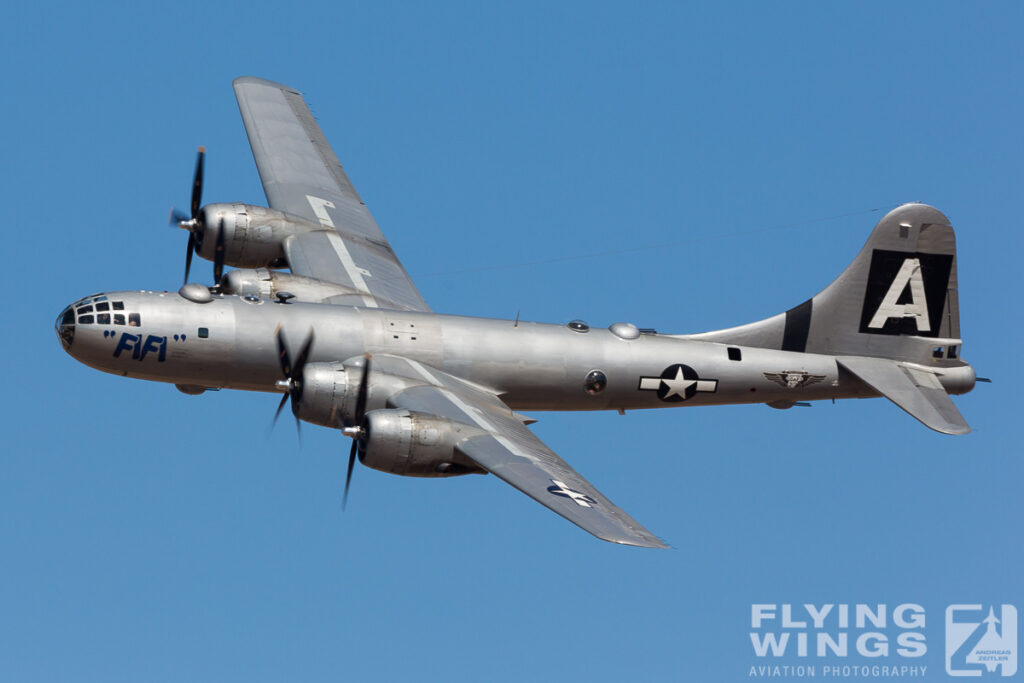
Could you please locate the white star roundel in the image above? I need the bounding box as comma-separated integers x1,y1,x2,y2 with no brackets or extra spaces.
637,364,718,402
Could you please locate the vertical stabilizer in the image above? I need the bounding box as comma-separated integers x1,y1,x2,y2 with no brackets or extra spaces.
685,203,963,363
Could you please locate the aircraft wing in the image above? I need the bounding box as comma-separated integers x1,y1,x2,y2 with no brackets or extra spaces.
373,356,668,549
233,76,429,312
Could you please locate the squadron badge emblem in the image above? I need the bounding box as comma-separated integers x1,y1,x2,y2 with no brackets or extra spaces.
763,371,826,389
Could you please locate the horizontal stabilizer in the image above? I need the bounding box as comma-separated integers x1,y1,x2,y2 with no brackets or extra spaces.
838,356,970,435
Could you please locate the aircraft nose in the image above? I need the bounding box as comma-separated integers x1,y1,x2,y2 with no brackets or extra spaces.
55,304,76,351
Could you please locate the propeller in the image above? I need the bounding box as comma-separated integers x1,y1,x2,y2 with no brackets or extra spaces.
213,216,226,285
169,146,205,284
341,354,372,509
272,325,315,439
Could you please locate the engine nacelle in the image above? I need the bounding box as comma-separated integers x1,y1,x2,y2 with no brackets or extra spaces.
195,203,321,269
294,361,352,429
221,268,370,304
292,363,488,478
360,409,487,478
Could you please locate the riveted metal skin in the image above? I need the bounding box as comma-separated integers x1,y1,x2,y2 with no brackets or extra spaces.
62,290,860,409
194,203,322,269
360,409,487,477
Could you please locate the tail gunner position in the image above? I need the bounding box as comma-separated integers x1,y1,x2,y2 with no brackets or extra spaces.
56,78,977,548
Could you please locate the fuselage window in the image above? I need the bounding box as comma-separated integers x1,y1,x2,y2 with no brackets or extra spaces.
128,313,141,327
97,313,111,324
79,315,94,324
198,327,209,338
113,314,125,325
583,370,607,394
112,301,124,310
727,347,742,361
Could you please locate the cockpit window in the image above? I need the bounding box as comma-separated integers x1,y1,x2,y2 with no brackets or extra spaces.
97,313,111,324
79,315,94,324
112,301,124,310
96,302,110,312
93,295,107,303
77,304,93,314
128,313,141,327
113,314,125,325
61,309,74,326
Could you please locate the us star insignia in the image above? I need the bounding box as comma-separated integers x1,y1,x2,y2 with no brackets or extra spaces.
638,364,718,402
763,370,826,389
547,480,597,508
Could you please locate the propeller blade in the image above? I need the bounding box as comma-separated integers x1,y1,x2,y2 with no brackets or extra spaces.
354,354,372,422
343,438,357,510
190,146,205,219
272,391,289,428
294,330,315,375
342,355,370,510
184,233,195,284
213,216,225,284
275,325,292,378
270,326,315,440
290,330,315,417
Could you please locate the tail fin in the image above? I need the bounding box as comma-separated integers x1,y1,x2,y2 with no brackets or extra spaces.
686,203,975,434
687,203,962,363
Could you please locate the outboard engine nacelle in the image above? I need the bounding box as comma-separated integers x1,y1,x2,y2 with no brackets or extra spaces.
195,203,321,269
359,409,487,477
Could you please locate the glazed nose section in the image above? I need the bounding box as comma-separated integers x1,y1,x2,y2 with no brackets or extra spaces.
55,305,76,351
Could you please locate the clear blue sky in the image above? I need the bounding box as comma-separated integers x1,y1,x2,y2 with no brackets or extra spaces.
2,2,1021,681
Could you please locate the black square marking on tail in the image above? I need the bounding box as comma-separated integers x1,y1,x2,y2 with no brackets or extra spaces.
858,249,953,337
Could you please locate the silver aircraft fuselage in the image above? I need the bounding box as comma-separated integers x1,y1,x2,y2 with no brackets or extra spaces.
54,289,974,414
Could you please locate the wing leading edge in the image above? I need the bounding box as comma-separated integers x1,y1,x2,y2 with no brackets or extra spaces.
233,76,429,312
370,355,667,549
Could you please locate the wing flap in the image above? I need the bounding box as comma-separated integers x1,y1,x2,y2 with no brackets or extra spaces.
282,231,429,311
838,356,970,435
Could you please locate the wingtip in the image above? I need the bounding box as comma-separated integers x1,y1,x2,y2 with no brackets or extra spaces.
233,76,300,94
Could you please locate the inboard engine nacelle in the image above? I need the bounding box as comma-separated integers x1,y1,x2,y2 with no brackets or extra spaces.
194,203,321,269
221,267,370,303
